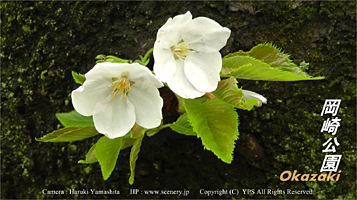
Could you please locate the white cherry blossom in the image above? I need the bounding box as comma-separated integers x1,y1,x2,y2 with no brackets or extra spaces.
242,89,267,107
153,11,231,99
71,62,164,139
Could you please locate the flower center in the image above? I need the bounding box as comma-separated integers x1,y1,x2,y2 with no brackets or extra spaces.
108,76,131,101
171,40,195,60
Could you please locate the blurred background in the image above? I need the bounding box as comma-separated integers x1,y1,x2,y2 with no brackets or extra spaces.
1,1,356,199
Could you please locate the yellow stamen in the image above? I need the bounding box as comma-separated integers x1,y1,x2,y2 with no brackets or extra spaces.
107,76,132,101
171,40,195,61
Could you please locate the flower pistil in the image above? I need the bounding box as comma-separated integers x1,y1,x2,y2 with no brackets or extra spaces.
171,40,195,60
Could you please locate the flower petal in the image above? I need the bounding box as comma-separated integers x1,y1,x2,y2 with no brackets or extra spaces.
128,81,163,129
242,89,268,107
184,52,222,93
85,62,130,80
86,62,163,89
153,12,193,82
71,78,112,116
167,60,205,99
181,17,231,53
155,11,192,46
126,63,164,88
153,47,177,82
93,97,136,139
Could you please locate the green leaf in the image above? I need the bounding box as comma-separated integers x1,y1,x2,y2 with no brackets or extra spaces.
222,43,324,81
146,127,162,137
96,60,105,64
185,98,239,163
56,110,94,127
121,137,139,150
176,94,187,114
170,113,197,136
174,93,207,114
95,54,107,60
221,55,324,81
78,144,98,164
95,136,123,180
130,124,146,138
129,133,144,185
106,55,131,63
212,77,259,111
36,126,99,142
231,43,304,73
140,48,153,66
143,58,150,66
237,98,260,110
72,71,86,85
146,122,170,137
